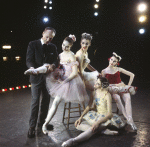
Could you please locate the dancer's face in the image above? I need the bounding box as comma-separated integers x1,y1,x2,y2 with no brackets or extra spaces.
109,56,118,67
80,39,91,51
62,40,72,52
42,30,55,44
94,79,101,89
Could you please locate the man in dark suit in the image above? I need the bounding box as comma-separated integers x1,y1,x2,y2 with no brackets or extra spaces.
26,27,59,138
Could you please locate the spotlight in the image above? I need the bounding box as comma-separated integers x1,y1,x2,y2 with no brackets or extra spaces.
3,57,8,61
43,17,49,23
94,12,98,16
138,3,147,12
49,1,52,4
45,0,48,3
28,85,32,87
49,6,52,10
94,4,99,9
139,15,146,22
139,28,145,34
44,6,47,9
96,0,99,2
2,45,11,49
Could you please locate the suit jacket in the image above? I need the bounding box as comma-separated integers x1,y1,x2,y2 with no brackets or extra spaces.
26,39,59,84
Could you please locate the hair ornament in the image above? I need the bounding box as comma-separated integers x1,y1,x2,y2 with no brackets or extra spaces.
112,52,122,62
69,34,76,42
82,32,93,40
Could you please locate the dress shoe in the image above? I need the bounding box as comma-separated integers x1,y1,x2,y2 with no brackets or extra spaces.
27,127,35,138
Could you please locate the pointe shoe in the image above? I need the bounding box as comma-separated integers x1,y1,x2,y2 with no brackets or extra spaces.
127,119,137,131
42,123,48,135
102,129,118,135
128,87,138,95
24,69,38,75
61,138,75,147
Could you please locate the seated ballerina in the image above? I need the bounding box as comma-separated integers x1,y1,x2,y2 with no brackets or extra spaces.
75,33,99,91
62,76,126,147
25,34,89,134
101,52,137,131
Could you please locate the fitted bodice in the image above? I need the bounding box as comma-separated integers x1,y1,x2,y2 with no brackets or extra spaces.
94,92,108,115
105,71,121,84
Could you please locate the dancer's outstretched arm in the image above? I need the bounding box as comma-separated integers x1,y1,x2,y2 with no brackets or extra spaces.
119,68,135,86
75,92,95,127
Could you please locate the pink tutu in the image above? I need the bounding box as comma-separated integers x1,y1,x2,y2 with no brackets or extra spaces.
46,61,89,103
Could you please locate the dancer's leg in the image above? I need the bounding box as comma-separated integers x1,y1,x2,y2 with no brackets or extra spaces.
24,64,49,75
112,94,128,120
121,93,137,130
42,96,62,134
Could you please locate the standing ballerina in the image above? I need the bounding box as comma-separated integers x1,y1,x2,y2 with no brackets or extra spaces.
101,52,137,130
75,33,99,91
62,77,125,147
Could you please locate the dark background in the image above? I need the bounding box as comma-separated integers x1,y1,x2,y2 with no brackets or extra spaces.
0,0,150,89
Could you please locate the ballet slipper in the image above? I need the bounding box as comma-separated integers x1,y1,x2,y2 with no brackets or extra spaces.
24,69,39,75
129,87,138,95
127,118,137,131
102,129,118,135
61,138,76,147
42,123,48,134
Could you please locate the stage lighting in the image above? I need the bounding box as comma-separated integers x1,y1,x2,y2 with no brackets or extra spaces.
28,85,32,87
43,17,49,23
139,15,146,22
3,57,8,61
94,12,98,16
45,0,48,3
139,28,145,34
138,3,147,12
2,45,11,49
96,0,100,2
44,6,47,9
49,1,52,4
94,4,99,9
49,6,52,10
15,56,21,61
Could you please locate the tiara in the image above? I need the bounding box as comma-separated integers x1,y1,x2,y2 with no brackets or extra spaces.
112,52,122,61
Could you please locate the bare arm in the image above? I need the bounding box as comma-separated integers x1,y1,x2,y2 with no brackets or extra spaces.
75,51,84,74
75,91,95,127
87,64,97,71
119,68,135,86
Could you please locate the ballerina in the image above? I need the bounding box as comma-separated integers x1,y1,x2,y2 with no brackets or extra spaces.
75,33,99,91
101,52,137,131
62,76,125,147
42,35,89,134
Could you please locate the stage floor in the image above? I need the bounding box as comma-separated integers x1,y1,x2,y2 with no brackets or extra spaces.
0,86,150,147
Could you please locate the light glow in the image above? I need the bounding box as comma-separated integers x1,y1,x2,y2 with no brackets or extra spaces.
3,57,8,61
2,45,11,49
23,85,27,88
28,85,32,87
138,3,147,12
94,12,98,16
96,0,99,2
43,17,49,23
45,0,48,3
15,56,21,61
49,1,52,4
139,15,146,22
9,87,15,91
94,4,99,9
44,6,47,9
49,7,52,10
139,28,145,34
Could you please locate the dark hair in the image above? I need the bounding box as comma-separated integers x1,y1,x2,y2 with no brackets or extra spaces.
64,37,74,46
97,76,109,88
81,33,93,42
44,27,56,35
112,55,119,62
